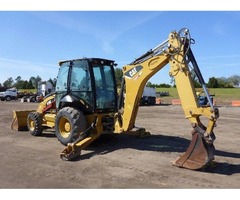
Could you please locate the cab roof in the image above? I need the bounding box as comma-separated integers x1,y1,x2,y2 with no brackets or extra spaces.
58,57,116,66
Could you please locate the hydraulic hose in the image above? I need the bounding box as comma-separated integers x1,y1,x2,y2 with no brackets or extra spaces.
187,48,214,109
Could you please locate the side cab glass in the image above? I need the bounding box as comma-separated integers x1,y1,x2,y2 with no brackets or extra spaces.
55,62,69,108
55,63,69,92
93,65,116,110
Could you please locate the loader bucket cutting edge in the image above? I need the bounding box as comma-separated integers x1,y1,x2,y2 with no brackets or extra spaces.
172,130,215,170
11,110,35,131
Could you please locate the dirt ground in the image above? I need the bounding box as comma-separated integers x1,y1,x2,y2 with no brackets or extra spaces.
0,100,239,189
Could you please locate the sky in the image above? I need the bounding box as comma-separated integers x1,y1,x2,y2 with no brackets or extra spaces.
0,1,240,86
0,1,239,199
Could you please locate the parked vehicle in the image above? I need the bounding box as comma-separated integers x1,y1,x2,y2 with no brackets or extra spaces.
196,91,214,106
0,88,18,101
140,86,156,105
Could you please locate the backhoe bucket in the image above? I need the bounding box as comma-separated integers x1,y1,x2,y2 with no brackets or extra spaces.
172,130,215,170
11,110,34,131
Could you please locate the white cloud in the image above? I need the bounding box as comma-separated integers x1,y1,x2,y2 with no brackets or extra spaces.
199,54,240,60
102,41,114,54
30,11,162,54
0,57,57,83
212,20,227,35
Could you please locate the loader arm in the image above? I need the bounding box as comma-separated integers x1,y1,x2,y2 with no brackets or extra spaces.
115,28,219,170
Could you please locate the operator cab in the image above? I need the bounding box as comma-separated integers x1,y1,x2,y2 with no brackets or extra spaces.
55,58,118,114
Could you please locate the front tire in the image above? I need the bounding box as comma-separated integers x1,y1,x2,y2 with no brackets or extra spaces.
55,107,87,146
27,112,43,136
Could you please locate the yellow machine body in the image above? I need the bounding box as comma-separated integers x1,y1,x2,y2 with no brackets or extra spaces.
11,28,219,170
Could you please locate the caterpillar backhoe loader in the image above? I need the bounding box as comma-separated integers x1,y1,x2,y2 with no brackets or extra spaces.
11,28,219,170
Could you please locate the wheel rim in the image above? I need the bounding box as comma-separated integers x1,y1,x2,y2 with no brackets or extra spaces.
28,119,35,131
58,116,71,138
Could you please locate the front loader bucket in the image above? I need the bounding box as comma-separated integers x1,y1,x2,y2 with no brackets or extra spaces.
11,110,35,131
172,130,215,170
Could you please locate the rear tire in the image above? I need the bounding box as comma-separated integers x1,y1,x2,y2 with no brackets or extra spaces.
55,107,87,146
27,112,43,136
6,96,11,101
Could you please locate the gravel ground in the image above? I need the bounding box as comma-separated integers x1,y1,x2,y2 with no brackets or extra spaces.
0,101,239,189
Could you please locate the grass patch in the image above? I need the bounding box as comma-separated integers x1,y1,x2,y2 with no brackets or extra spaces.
18,89,37,93
156,87,240,105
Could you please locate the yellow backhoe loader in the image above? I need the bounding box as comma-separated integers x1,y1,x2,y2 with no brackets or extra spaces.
11,28,219,170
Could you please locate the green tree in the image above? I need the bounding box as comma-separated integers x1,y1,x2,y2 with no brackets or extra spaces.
27,75,42,89
27,79,34,89
3,77,14,88
170,76,176,87
190,69,201,88
14,76,25,89
15,76,21,83
159,83,171,88
207,77,219,88
217,77,232,88
30,76,37,89
146,81,153,87
15,80,25,89
114,68,123,88
48,78,57,88
22,80,28,89
36,75,42,88
228,75,240,87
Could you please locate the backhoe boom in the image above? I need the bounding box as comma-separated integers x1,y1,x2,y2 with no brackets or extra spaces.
114,28,219,169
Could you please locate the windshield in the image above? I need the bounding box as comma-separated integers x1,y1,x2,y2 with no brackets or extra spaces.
55,60,94,107
55,63,69,92
70,60,93,106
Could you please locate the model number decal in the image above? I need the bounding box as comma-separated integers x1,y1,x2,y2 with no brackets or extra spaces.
125,65,143,79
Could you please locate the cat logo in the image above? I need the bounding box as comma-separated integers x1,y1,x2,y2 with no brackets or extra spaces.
124,65,143,79
129,67,137,77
